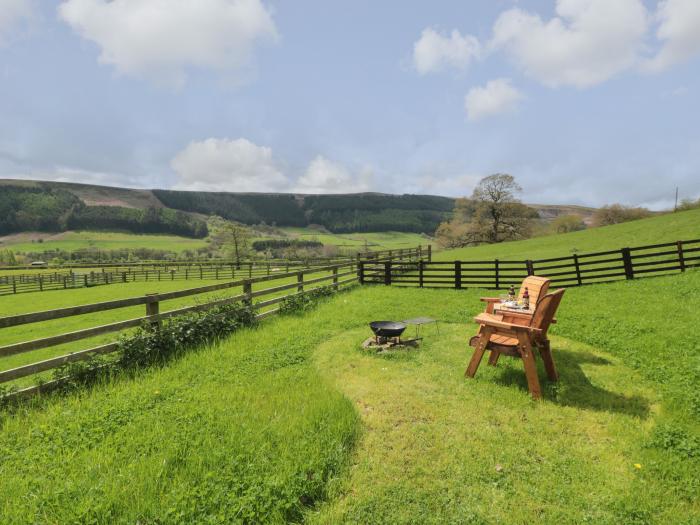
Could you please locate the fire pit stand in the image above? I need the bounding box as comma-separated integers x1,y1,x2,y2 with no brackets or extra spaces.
363,320,421,351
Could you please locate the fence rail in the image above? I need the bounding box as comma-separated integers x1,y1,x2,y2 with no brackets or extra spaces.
0,247,425,296
359,239,700,289
0,262,365,397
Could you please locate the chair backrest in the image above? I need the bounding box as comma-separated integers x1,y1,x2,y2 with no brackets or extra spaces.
518,276,551,307
529,289,565,337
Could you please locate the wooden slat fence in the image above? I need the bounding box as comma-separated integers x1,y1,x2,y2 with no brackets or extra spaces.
0,262,364,398
359,239,700,289
0,247,424,296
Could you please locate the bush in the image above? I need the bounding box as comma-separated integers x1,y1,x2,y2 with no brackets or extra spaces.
592,204,651,227
279,286,337,314
52,301,255,391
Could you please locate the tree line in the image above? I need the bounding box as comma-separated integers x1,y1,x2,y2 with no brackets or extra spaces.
153,190,453,233
0,186,208,238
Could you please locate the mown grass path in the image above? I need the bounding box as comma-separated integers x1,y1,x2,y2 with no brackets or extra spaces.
0,275,699,523
310,328,659,524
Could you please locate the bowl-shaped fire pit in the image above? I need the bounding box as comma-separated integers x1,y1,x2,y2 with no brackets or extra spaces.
369,321,407,339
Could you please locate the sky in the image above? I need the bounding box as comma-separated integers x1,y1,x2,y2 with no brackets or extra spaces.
0,0,699,209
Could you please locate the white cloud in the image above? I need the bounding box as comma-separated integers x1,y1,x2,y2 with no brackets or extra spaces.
645,0,700,72
0,0,34,45
465,78,523,121
295,156,373,194
491,0,648,88
171,138,289,192
413,27,481,74
58,0,277,86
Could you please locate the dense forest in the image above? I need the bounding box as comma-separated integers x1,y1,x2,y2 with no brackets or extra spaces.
153,190,307,226
0,186,208,237
154,190,454,233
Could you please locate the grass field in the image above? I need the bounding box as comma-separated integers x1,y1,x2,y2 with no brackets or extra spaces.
0,231,209,254
0,228,430,257
0,268,342,387
0,271,698,523
268,228,431,251
436,207,700,261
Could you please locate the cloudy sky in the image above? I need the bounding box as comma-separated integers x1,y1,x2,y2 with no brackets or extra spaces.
1,0,699,208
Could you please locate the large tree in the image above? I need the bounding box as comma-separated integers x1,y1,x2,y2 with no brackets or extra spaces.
209,218,252,267
435,174,536,247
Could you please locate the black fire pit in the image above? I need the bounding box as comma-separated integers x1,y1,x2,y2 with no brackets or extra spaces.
369,321,407,339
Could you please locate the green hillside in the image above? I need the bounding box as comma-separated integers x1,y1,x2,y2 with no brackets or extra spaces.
435,207,700,261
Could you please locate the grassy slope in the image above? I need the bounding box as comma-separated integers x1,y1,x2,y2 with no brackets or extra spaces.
435,207,700,261
0,231,208,253
1,275,699,523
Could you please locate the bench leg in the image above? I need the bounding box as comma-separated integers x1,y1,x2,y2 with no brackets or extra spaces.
538,340,558,381
466,327,492,378
488,351,500,366
518,334,541,400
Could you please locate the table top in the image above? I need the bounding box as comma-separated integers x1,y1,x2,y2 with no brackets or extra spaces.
493,303,534,315
403,317,438,325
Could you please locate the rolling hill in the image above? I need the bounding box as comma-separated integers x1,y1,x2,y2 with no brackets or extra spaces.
0,179,596,238
435,205,700,261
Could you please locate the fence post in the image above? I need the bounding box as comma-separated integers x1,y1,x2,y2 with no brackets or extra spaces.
526,260,534,276
38,275,43,292
455,261,461,289
677,241,686,272
573,254,583,286
332,267,339,290
243,281,253,308
199,266,203,279
427,245,432,262
248,263,252,278
621,248,634,280
494,259,500,289
384,261,392,285
122,271,127,282
145,294,161,328
419,260,424,288
83,275,88,287
297,272,304,293
12,276,16,294
358,262,365,284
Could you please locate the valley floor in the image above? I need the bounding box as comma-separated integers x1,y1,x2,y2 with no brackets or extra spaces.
0,273,699,523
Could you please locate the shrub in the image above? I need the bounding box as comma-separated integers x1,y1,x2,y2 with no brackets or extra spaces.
52,301,255,391
279,286,337,314
592,204,651,227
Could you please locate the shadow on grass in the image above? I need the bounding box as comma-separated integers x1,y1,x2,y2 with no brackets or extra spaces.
492,349,651,418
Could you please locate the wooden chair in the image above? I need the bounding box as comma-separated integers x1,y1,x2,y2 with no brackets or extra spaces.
465,289,565,399
480,275,551,314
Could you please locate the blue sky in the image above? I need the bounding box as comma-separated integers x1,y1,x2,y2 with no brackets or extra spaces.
0,0,699,209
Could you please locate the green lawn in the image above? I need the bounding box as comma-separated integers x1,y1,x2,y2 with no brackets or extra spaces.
0,231,209,254
1,272,698,523
436,207,700,261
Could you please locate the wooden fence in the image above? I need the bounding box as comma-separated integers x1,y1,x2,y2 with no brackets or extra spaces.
0,262,363,398
0,246,425,296
359,239,700,289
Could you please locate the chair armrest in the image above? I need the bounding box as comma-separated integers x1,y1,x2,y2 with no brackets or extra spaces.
473,313,542,334
480,297,501,303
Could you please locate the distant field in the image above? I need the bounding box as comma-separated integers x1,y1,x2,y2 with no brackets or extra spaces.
273,228,432,251
0,229,429,256
0,231,209,254
436,207,700,261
